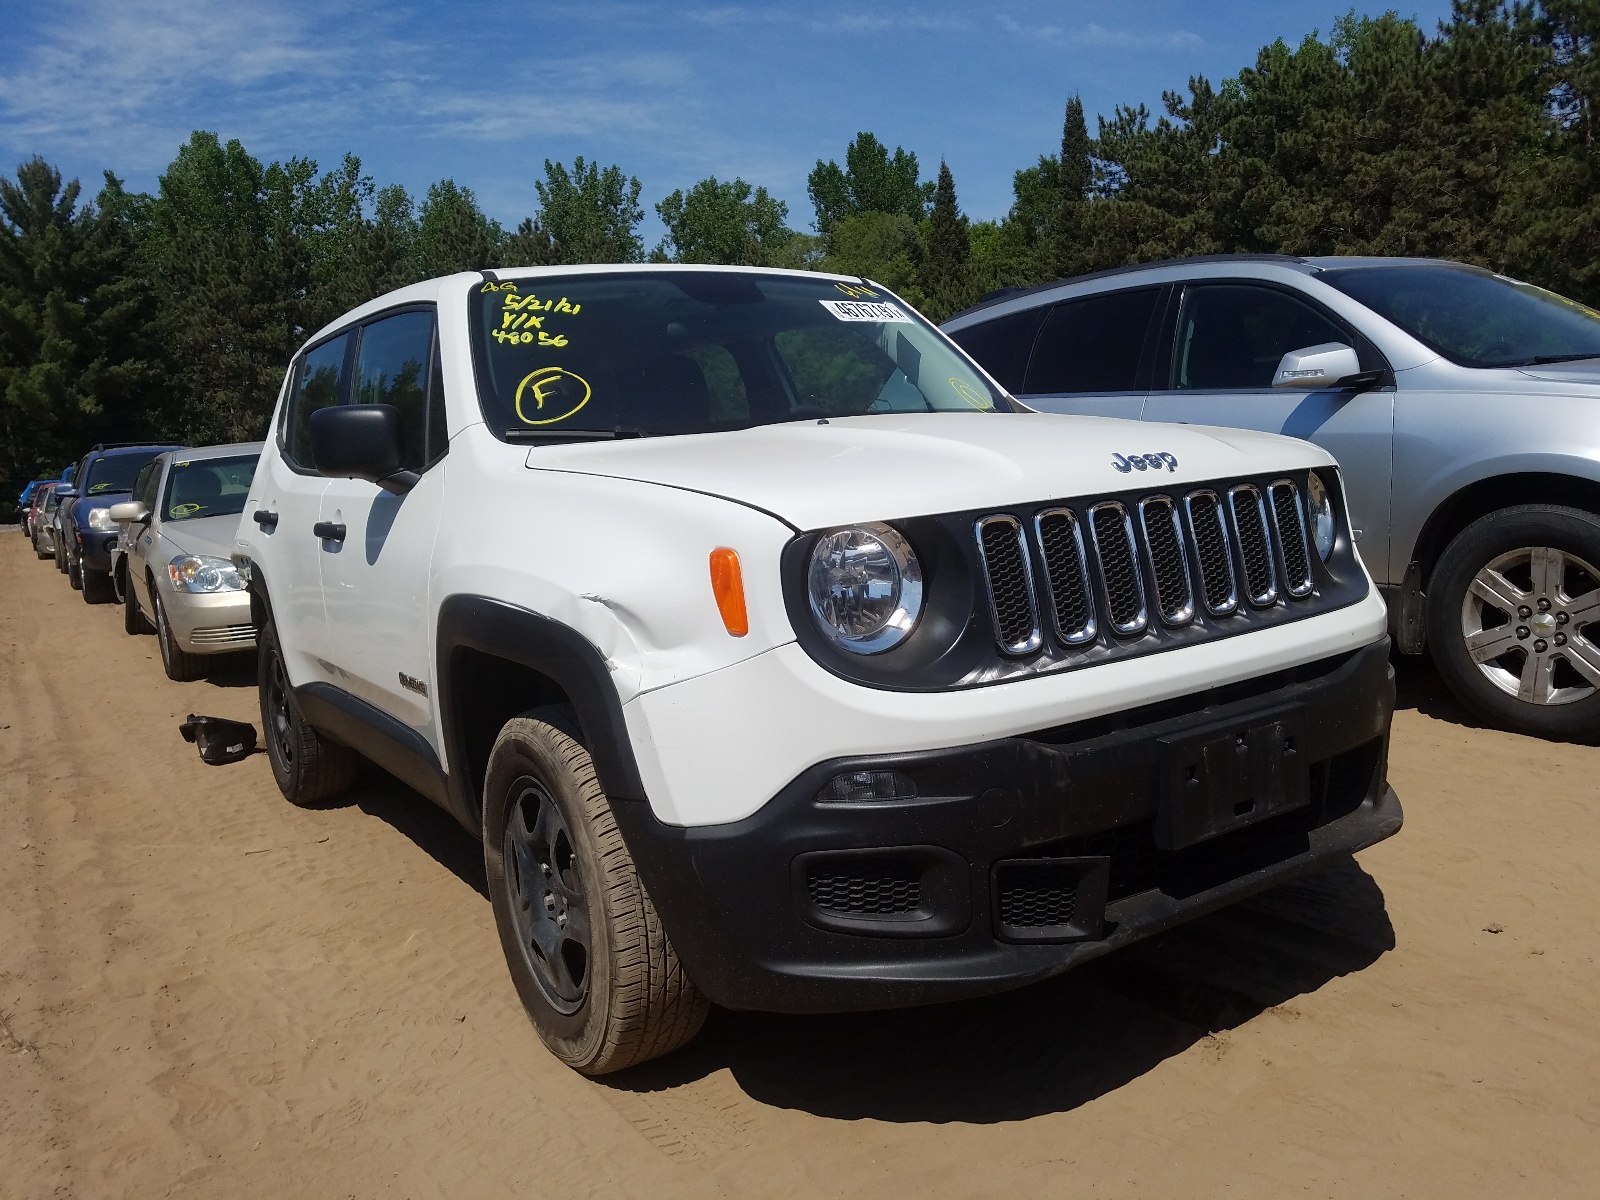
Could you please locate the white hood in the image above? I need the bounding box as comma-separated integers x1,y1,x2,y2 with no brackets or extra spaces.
523,413,1331,529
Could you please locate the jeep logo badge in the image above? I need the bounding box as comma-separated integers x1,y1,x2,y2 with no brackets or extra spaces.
1113,452,1178,473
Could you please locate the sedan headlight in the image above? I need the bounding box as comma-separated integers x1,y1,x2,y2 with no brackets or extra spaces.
806,522,923,653
168,554,245,593
1307,471,1336,561
87,507,116,531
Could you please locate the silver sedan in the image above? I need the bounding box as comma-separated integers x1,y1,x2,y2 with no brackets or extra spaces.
945,256,1600,740
110,443,263,680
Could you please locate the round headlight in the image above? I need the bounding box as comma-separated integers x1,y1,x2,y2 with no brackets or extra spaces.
806,523,923,654
1307,471,1336,561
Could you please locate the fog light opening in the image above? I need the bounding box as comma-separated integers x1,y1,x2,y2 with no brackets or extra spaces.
817,769,918,803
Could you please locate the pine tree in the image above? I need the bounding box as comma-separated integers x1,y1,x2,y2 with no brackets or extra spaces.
416,179,502,277
0,159,162,480
921,161,973,319
1050,96,1093,278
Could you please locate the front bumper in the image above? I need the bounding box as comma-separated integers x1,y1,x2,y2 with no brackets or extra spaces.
162,585,256,654
613,639,1399,1013
78,530,119,572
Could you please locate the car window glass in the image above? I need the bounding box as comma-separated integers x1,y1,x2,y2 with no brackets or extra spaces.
286,333,351,467
162,454,260,521
1022,287,1161,394
682,343,748,423
131,463,155,510
948,305,1048,393
1171,284,1348,390
83,453,152,496
775,324,947,414
355,310,434,472
425,339,449,464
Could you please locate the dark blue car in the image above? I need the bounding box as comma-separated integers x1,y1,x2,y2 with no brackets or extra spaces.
58,443,184,603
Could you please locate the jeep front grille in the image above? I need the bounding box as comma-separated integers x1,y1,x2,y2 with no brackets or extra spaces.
975,515,1042,655
975,477,1319,655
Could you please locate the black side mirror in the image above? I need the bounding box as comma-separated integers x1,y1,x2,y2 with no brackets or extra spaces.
309,405,418,495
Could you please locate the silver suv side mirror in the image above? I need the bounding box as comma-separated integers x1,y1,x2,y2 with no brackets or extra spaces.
1272,342,1363,389
107,500,150,524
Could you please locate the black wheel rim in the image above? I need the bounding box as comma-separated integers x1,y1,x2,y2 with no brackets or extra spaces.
503,778,590,1013
265,649,296,767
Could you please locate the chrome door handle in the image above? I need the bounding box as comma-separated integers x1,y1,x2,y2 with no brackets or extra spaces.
313,521,346,543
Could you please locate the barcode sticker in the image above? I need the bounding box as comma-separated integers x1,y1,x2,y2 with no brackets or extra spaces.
819,299,912,323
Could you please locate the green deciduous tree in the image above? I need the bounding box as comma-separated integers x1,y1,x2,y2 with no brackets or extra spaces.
807,133,933,230
416,179,503,277
654,176,792,264
535,157,644,264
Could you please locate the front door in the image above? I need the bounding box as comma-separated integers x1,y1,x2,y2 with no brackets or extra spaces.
317,307,447,736
1142,281,1396,582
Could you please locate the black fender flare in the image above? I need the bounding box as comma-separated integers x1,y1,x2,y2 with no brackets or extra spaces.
435,595,647,830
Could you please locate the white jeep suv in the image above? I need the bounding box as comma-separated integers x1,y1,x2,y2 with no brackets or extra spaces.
234,265,1401,1075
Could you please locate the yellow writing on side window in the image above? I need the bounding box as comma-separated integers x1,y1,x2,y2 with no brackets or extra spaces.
514,366,592,426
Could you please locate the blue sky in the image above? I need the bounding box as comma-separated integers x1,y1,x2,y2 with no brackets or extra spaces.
0,0,1459,245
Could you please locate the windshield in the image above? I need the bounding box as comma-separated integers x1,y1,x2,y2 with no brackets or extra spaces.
161,454,259,521
470,271,1010,441
1319,264,1600,368
83,453,154,496
41,488,59,513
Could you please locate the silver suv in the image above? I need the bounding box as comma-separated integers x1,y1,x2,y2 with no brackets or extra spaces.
945,256,1600,741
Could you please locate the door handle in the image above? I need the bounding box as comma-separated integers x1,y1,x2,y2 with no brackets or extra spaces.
252,509,279,529
313,521,347,543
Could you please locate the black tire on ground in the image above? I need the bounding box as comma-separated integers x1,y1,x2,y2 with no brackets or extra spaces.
483,713,708,1075
67,549,82,590
34,534,50,560
82,567,115,604
1428,503,1600,741
55,538,67,573
124,572,152,635
153,591,208,681
257,618,358,805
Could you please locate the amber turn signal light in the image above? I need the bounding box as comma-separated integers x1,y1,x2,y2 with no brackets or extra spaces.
709,547,748,637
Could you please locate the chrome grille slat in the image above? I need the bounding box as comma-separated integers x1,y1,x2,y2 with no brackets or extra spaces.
1268,479,1315,597
1088,501,1148,636
1227,484,1279,606
1137,496,1195,626
1184,490,1239,616
975,515,1043,655
1034,508,1096,645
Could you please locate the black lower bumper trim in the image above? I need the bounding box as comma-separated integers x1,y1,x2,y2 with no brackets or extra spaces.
613,639,1400,1014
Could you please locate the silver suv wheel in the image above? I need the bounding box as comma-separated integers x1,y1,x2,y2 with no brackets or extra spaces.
1462,545,1600,705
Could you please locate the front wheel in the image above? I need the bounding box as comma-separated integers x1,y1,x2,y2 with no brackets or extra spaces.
258,618,358,804
1428,504,1600,740
82,567,115,605
483,714,707,1075
153,592,208,680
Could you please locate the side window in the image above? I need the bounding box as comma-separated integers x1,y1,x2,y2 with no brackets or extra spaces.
285,333,351,468
947,305,1048,393
1022,287,1162,395
133,463,159,511
354,309,435,472
1171,284,1350,390
425,339,449,464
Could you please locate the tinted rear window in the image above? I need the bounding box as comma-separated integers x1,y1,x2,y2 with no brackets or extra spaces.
1022,287,1162,394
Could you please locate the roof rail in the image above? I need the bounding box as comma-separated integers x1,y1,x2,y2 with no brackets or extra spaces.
89,441,181,452
948,253,1312,322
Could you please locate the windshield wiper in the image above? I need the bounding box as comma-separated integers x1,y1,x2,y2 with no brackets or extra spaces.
504,427,653,443
1508,352,1600,366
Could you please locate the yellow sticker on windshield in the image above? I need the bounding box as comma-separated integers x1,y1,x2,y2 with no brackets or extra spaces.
949,377,991,410
835,282,880,300
170,503,203,517
515,366,592,426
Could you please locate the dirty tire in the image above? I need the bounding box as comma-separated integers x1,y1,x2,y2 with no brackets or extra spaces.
1429,504,1600,742
257,618,358,804
55,539,67,573
123,573,152,635
82,567,115,605
153,592,208,681
484,714,707,1075
68,551,81,590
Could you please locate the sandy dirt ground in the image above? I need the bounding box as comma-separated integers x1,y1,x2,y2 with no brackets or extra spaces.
2,532,1598,1200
